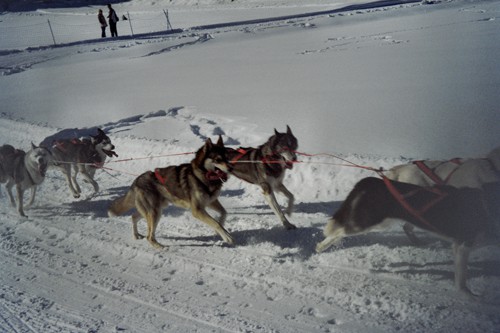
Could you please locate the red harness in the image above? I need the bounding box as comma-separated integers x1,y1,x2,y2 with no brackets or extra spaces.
230,148,249,164
380,174,447,233
413,158,463,185
154,168,227,190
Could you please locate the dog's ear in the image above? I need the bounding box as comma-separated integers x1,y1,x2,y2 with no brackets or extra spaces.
216,135,224,147
97,128,105,135
31,142,37,150
274,128,279,135
205,138,213,149
286,125,293,135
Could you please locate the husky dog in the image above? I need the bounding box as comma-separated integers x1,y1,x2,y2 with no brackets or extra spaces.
385,146,500,243
108,137,233,249
47,128,117,198
316,177,500,297
0,143,51,216
226,126,298,230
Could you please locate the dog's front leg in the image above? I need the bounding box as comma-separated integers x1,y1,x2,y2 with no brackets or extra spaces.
277,183,294,216
192,205,234,245
208,199,227,227
26,186,36,208
261,182,296,230
15,184,26,217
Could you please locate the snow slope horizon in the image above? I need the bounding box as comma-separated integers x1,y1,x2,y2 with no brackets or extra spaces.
0,0,498,159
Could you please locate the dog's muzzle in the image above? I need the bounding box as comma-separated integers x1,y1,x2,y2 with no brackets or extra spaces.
103,148,118,157
206,168,229,182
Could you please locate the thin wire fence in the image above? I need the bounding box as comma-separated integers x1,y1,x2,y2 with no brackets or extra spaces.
0,10,175,50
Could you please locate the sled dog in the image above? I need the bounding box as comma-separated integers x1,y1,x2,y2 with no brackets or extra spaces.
316,177,500,297
108,137,233,249
385,146,500,243
0,143,51,216
47,128,117,198
226,126,298,229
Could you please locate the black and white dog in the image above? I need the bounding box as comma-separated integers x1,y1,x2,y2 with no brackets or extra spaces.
316,177,499,297
44,128,117,198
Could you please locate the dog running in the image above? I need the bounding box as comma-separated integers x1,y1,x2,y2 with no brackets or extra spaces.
46,128,117,198
108,136,233,249
316,177,500,297
0,143,51,216
226,126,298,230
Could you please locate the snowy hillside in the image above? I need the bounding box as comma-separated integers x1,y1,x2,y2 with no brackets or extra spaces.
1,0,500,332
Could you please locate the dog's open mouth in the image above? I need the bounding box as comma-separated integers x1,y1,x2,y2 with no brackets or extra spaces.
39,164,48,177
103,149,118,158
206,168,228,182
285,160,294,169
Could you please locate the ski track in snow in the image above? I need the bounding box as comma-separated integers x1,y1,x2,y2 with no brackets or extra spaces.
1,0,500,331
1,109,500,332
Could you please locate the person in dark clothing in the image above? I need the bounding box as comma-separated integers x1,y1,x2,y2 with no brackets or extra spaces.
98,9,107,38
107,4,119,37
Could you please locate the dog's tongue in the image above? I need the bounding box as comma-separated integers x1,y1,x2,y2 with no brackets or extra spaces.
285,161,294,169
206,169,228,182
104,149,118,157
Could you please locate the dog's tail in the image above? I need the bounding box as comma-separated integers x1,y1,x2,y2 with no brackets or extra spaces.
108,189,135,217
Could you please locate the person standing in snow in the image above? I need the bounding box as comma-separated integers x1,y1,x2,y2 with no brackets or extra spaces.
98,9,107,38
107,4,119,37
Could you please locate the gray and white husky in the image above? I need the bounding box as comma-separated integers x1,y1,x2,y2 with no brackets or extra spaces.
46,128,117,198
0,143,51,216
226,126,298,229
385,146,500,243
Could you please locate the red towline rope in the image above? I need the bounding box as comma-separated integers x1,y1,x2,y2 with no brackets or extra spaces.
105,151,196,164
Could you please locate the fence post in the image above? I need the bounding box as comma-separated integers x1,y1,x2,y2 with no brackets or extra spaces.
47,19,56,45
127,11,134,36
163,9,173,31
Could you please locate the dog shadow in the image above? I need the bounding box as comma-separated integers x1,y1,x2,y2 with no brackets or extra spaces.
166,224,326,259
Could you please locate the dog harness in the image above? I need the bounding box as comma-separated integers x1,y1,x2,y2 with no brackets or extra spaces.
380,174,447,233
412,158,463,185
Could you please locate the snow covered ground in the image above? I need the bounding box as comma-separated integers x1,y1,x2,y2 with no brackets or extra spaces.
1,0,499,332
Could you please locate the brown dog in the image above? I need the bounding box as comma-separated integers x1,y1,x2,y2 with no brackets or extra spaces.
108,137,233,249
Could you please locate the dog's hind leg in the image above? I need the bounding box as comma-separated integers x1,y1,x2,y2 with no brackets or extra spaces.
316,219,346,253
135,196,166,249
131,212,145,240
79,169,99,193
192,205,234,245
5,180,16,207
453,242,477,298
261,182,296,230
59,165,80,198
143,210,165,249
277,183,294,216
403,223,422,245
70,165,82,195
